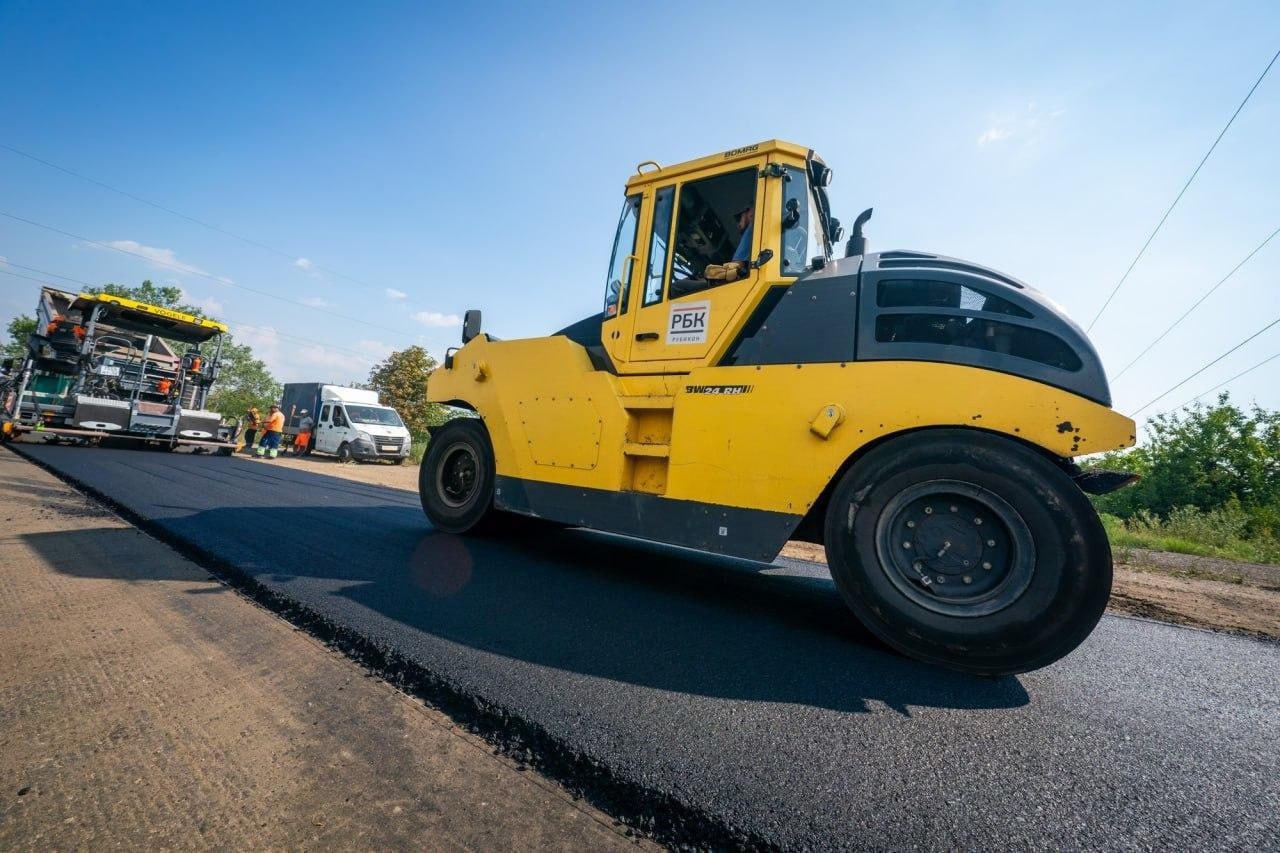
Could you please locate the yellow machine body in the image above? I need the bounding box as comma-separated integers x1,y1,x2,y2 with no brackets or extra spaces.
427,141,1136,561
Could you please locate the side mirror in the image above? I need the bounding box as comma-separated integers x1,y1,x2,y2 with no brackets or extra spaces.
782,197,801,229
0,357,13,372
815,164,834,187
462,309,482,344
829,217,844,243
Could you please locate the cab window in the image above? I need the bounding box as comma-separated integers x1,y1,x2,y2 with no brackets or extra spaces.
781,166,824,275
320,404,330,423
642,186,675,306
604,194,642,317
668,167,757,299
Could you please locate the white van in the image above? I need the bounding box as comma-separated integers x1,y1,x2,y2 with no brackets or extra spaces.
281,383,412,464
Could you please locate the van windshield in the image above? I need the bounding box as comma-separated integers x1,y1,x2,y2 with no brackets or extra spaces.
345,405,404,427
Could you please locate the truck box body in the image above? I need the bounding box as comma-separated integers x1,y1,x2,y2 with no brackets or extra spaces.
279,382,411,462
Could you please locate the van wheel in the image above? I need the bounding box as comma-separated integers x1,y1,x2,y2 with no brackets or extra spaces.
337,442,353,463
823,429,1111,676
419,419,498,533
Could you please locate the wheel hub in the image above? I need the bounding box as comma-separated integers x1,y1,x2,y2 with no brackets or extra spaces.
437,444,479,508
876,480,1035,617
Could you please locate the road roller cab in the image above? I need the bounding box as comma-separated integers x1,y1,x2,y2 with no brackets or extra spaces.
421,140,1137,675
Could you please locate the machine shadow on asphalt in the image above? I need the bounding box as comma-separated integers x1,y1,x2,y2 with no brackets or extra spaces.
29,496,1032,717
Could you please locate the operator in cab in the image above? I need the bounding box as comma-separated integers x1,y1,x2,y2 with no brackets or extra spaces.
700,203,754,284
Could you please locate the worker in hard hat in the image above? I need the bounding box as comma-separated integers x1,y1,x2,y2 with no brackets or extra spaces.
255,405,285,459
292,409,314,456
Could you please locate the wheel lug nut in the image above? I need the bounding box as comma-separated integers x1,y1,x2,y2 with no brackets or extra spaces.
963,575,972,584
924,506,933,515
906,520,916,528
903,542,912,549
974,517,983,525
950,505,958,512
913,562,923,571
962,560,970,567
936,576,945,583
982,561,992,570
986,539,996,547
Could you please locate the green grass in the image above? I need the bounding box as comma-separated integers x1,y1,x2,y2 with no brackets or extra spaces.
1100,511,1280,565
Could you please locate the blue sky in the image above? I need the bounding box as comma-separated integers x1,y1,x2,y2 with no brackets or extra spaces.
1,1,1277,432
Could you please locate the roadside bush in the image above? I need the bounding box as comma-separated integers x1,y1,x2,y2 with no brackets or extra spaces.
1087,395,1280,564
409,431,429,465
1101,507,1280,564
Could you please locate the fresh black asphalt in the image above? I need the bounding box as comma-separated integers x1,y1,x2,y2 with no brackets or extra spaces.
12,444,1280,850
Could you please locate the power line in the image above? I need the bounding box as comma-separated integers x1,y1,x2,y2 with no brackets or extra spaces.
0,264,383,361
1170,350,1280,411
0,209,420,338
1129,313,1280,416
0,141,398,297
1087,46,1280,332
1112,223,1280,380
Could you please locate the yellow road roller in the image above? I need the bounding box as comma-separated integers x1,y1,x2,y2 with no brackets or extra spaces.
420,140,1138,675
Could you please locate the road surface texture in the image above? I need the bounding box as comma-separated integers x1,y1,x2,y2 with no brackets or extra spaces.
0,449,642,850
11,443,1280,850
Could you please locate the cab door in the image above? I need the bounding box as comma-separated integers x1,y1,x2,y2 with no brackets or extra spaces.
627,160,768,365
315,403,335,452
600,193,644,367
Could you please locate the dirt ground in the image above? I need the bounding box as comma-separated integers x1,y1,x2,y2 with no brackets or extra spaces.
265,451,1280,642
0,448,646,850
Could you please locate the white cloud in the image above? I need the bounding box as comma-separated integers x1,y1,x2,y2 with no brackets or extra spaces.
93,239,229,281
413,310,462,327
231,322,384,384
187,294,225,315
977,102,1066,148
294,257,314,271
977,126,1013,146
385,288,407,300
299,296,332,309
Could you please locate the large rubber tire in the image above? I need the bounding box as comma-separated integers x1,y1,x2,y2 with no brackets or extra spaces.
824,429,1111,676
419,419,499,534
336,442,354,463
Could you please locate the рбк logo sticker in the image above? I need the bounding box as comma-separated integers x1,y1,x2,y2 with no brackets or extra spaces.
668,300,709,344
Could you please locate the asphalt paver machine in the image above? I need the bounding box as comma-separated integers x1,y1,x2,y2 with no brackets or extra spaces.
1,287,237,452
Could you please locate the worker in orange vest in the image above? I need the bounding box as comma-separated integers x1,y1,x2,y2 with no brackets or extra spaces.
255,405,286,459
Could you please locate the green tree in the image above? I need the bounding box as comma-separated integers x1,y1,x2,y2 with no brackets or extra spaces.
365,346,449,439
1089,394,1280,523
3,315,36,360
205,338,280,421
91,280,197,314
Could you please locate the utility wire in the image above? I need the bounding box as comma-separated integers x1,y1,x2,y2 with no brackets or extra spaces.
1112,223,1280,380
1129,313,1280,416
1088,46,1280,332
0,209,420,338
0,264,381,361
0,141,398,297
1170,350,1280,412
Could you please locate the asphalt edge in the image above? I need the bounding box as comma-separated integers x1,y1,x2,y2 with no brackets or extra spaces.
4,443,774,852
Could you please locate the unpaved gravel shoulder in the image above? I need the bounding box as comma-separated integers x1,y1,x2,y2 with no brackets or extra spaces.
0,447,646,851
256,452,1280,642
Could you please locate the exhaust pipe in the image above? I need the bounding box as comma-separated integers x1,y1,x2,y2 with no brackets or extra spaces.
844,208,873,258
